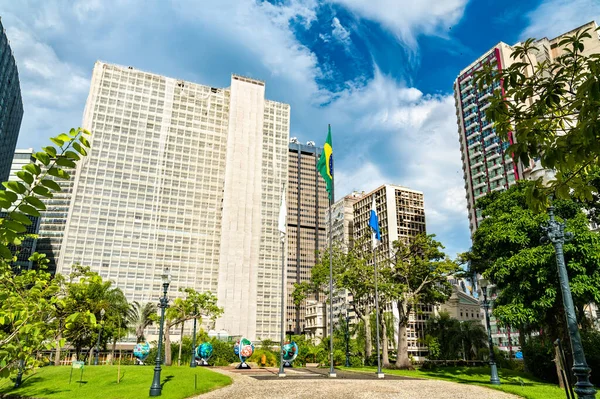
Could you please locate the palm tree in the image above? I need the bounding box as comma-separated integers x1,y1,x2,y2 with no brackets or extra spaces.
127,302,156,343
451,320,487,360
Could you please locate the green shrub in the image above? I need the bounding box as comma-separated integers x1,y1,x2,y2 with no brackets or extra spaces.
521,336,558,384
249,348,278,367
581,330,600,387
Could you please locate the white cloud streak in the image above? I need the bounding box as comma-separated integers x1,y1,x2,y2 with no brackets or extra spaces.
521,0,600,41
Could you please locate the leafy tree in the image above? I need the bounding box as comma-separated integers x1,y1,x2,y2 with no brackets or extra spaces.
475,26,600,209
296,238,377,360
425,311,461,360
469,181,600,346
0,128,91,378
61,265,128,363
388,234,458,369
127,301,156,343
164,288,222,366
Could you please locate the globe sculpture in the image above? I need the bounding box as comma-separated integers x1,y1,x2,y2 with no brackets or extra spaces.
234,337,254,369
195,342,213,366
133,342,150,365
281,341,299,367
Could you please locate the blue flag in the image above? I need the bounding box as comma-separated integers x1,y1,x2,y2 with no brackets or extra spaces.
369,197,381,248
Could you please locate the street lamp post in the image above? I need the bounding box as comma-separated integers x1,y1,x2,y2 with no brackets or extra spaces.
190,305,197,368
541,207,596,399
480,279,500,385
149,268,171,397
94,308,106,366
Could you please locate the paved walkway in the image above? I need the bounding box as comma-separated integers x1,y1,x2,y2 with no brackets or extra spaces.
195,367,519,399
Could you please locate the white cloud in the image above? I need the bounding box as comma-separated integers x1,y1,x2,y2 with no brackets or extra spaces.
331,17,351,46
521,0,600,41
330,0,469,49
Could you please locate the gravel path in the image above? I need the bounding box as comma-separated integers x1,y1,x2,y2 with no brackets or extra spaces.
195,368,520,399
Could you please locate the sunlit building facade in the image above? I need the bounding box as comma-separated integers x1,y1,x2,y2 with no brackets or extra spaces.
58,62,289,340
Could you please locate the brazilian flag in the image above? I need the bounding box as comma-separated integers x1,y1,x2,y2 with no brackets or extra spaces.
317,125,333,201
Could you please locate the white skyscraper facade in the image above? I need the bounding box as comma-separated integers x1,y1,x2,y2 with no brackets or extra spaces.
58,62,289,340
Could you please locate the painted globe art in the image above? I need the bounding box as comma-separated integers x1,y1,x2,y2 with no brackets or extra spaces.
281,341,299,362
133,342,150,360
234,338,254,361
196,342,213,360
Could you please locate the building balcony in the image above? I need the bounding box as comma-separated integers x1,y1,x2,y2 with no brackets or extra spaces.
475,191,488,201
479,92,493,101
480,102,491,111
482,123,493,131
465,120,479,130
474,181,487,190
468,141,480,150
471,160,484,169
463,92,475,102
485,142,499,151
488,162,502,172
491,184,505,192
463,102,477,112
490,174,504,183
466,131,480,141
487,152,501,161
473,170,486,179
464,112,477,122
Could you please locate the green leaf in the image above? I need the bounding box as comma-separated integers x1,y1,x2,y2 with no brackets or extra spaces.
0,190,18,202
42,146,57,158
19,204,40,217
24,196,47,210
16,171,34,185
57,133,72,143
32,186,53,198
69,128,78,137
48,167,70,180
23,163,42,176
79,135,91,148
3,220,27,233
40,179,61,192
72,142,87,156
0,245,12,260
34,152,51,166
2,181,26,194
64,150,81,161
0,199,11,209
50,137,64,147
55,157,76,168
82,129,91,135
9,212,33,226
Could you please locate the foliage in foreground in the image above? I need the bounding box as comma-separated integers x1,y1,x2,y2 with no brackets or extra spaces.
0,128,91,378
475,25,600,210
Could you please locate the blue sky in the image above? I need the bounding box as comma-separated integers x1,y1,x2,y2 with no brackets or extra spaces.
1,0,599,258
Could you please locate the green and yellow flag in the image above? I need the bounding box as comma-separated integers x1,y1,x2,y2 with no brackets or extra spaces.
317,125,334,200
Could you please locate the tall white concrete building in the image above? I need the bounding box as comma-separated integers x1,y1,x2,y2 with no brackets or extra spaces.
58,62,289,340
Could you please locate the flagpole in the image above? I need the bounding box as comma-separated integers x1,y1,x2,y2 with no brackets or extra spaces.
278,232,286,377
278,184,287,378
373,247,384,378
328,124,336,378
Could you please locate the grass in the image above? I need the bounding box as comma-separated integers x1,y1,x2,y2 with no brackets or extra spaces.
340,366,566,399
0,365,232,399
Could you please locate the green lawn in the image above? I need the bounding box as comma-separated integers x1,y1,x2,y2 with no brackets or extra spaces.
341,366,565,399
0,365,231,399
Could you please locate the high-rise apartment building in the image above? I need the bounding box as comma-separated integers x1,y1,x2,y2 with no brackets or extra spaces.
286,138,328,334
36,158,77,275
455,21,600,235
0,19,24,184
58,62,289,341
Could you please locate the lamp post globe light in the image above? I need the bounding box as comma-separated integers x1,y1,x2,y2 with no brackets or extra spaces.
541,207,596,398
94,308,106,365
190,305,198,368
479,278,500,386
150,268,172,397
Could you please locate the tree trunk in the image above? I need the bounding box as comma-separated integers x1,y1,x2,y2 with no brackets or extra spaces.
111,338,117,363
380,308,389,368
362,314,372,360
54,334,62,366
87,347,94,365
395,300,413,369
165,324,172,366
177,321,185,366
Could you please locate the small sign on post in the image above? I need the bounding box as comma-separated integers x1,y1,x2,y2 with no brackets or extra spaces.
70,361,85,387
